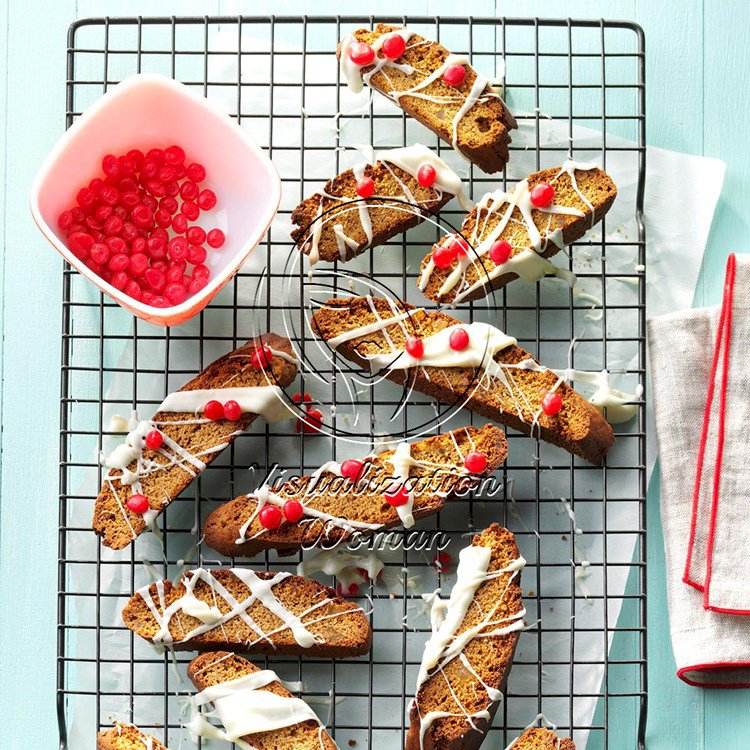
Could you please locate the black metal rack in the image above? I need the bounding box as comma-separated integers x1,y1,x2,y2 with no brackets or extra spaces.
59,15,646,750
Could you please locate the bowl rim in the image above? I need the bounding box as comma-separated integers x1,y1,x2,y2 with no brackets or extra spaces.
29,72,281,324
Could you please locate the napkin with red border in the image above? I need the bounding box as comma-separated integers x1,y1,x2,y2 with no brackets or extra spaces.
649,252,750,687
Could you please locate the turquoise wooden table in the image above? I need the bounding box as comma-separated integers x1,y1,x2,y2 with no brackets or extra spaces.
1,1,747,748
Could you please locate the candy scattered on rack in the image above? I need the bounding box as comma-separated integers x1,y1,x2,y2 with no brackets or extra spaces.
292,391,324,435
57,145,225,308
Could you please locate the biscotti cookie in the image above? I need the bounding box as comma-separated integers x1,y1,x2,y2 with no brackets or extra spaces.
291,144,470,265
122,567,371,657
419,163,617,304
405,524,525,750
507,728,576,750
97,723,168,750
312,296,615,465
202,424,506,558
92,334,298,550
187,651,337,749
338,25,517,173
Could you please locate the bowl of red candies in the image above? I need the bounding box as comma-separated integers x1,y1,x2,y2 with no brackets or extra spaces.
30,74,281,326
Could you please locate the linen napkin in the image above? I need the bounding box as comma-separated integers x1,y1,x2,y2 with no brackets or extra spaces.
649,253,750,687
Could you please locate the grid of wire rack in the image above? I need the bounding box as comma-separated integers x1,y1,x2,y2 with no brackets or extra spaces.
59,15,647,750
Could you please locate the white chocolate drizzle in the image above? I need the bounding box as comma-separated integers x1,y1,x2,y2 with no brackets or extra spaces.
132,568,354,649
418,162,599,301
302,144,470,266
187,667,328,750
298,548,385,590
413,543,526,750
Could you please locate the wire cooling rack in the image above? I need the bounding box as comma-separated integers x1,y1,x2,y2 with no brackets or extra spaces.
59,15,646,750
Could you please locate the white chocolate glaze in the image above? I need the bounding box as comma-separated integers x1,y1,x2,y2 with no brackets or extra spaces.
158,386,294,424
187,668,327,750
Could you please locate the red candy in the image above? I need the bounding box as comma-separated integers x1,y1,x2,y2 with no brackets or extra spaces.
296,408,323,435
57,210,73,230
337,582,360,597
348,41,375,66
90,243,110,266
530,182,555,208
126,494,149,514
451,236,470,257
382,33,406,60
197,189,217,211
108,253,129,272
223,399,242,421
250,345,273,370
171,213,188,234
186,162,206,182
207,228,225,248
541,391,563,416
204,400,225,421
181,201,200,221
168,236,189,262
489,240,512,265
60,144,221,308
432,244,455,269
292,391,312,404
186,226,206,245
111,271,129,290
449,327,470,351
187,244,207,265
283,499,304,523
165,145,185,165
463,450,487,474
417,164,437,188
433,551,453,572
144,267,166,292
405,336,424,359
341,459,365,483
101,154,120,177
164,282,187,305
355,177,375,198
145,430,163,450
385,483,410,507
443,63,466,87
259,504,282,530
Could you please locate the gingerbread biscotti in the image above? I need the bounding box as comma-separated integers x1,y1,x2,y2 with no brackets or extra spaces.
419,163,617,304
92,333,298,550
291,144,470,265
507,728,576,750
202,424,507,558
338,25,517,173
312,296,615,465
122,567,371,657
97,723,168,750
406,524,525,750
186,652,337,749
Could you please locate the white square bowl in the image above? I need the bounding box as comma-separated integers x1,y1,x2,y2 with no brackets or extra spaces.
30,73,281,327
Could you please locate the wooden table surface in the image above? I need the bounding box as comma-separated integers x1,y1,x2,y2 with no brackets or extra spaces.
1,1,747,748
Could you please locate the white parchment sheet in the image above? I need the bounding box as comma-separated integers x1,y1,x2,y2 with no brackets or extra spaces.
62,29,724,750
